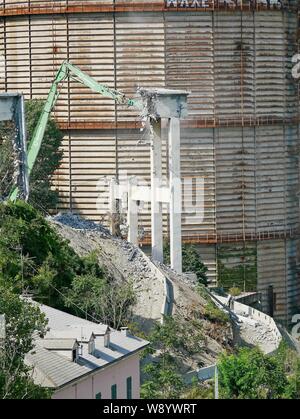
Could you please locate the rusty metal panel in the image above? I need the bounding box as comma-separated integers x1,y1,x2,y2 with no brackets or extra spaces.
255,12,285,117
0,18,5,92
115,12,165,121
285,124,299,231
65,13,116,123
286,239,300,319
256,126,287,232
181,128,215,238
68,0,112,5
257,238,300,323
238,12,255,118
2,1,298,16
2,1,111,7
257,239,287,322
5,16,30,95
196,244,217,286
215,127,256,237
215,124,299,239
165,12,214,117
116,0,162,9
55,129,116,220
214,12,253,118
284,11,298,119
0,0,114,17
30,14,67,102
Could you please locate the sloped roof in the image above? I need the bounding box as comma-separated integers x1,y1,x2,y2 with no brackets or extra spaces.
38,338,78,351
26,303,149,389
47,328,95,343
25,346,89,388
40,304,109,334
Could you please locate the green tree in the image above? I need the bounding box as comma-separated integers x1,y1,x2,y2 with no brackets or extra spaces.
0,286,50,399
141,317,184,399
65,273,136,329
25,100,63,212
0,121,15,198
218,347,289,399
275,343,300,399
141,316,205,399
286,359,300,399
141,361,184,399
181,377,214,399
0,201,136,327
0,201,96,308
164,242,208,286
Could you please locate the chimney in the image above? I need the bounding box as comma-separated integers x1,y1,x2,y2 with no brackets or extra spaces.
120,327,129,337
95,331,110,348
104,331,110,348
88,336,95,355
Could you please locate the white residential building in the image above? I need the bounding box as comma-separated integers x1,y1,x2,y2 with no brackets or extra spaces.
25,304,149,399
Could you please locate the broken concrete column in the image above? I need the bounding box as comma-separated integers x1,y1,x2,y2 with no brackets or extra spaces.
127,177,139,246
168,117,182,273
151,119,163,262
0,93,28,201
109,178,123,237
138,88,189,273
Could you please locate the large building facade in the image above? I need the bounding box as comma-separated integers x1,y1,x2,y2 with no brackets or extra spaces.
0,0,299,323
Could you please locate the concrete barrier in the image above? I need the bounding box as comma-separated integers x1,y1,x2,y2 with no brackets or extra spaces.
190,293,283,384
198,364,216,381
139,251,174,322
232,300,282,348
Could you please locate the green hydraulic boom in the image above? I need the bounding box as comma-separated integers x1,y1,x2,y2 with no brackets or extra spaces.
9,60,142,201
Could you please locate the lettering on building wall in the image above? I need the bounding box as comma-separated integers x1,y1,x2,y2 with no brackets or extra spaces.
165,0,283,9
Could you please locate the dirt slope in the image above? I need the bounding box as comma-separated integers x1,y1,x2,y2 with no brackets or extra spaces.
49,213,233,368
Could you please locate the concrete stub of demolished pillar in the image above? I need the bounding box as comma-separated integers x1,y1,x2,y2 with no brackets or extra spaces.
137,88,190,274
0,93,28,201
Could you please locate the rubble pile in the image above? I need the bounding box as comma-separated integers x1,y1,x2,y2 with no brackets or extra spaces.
49,212,234,368
50,212,110,235
49,213,166,330
238,318,279,354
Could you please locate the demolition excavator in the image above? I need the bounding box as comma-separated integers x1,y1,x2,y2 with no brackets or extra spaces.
8,60,142,201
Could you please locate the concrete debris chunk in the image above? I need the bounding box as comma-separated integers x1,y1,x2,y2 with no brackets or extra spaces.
50,212,110,236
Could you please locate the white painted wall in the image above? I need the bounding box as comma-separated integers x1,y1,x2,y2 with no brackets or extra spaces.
52,353,141,400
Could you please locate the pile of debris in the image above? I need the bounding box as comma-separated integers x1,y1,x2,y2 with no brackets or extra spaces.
213,294,282,354
49,212,234,370
50,213,166,331
50,212,110,235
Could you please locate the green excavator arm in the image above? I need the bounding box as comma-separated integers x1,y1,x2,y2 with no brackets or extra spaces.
9,60,142,201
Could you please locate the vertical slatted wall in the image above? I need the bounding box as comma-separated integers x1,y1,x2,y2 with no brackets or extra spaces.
165,12,214,117
257,240,287,322
0,5,299,318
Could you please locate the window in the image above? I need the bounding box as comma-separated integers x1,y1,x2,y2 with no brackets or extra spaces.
111,384,117,399
95,392,102,400
126,377,132,400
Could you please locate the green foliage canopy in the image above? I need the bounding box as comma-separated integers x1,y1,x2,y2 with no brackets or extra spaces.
0,286,50,399
0,100,63,212
0,201,98,308
164,242,208,286
218,347,290,399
